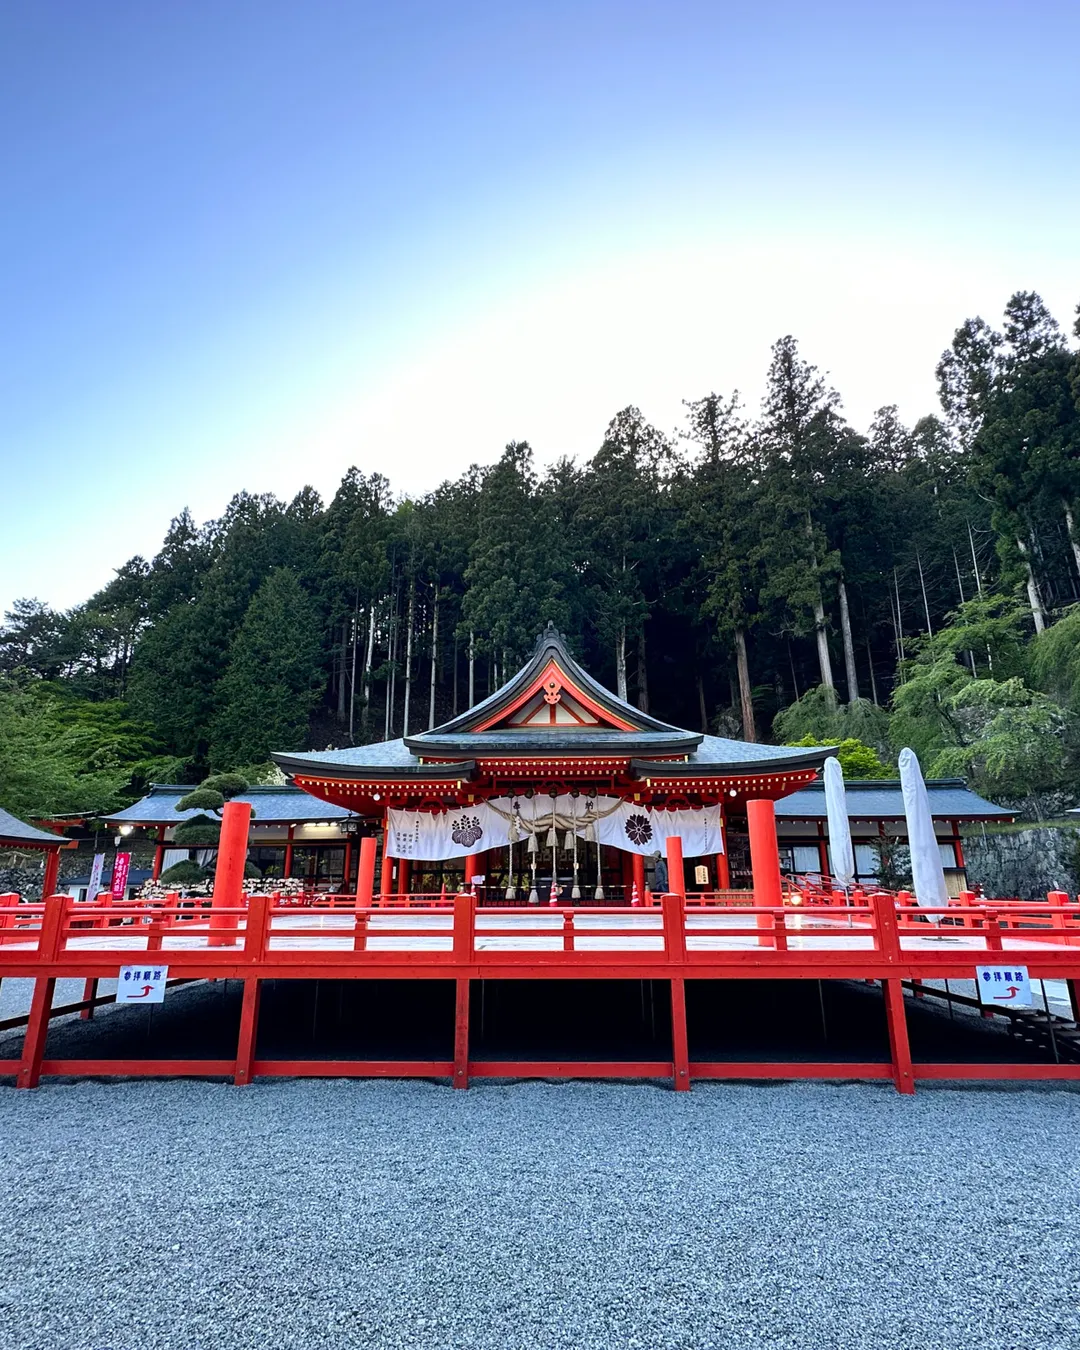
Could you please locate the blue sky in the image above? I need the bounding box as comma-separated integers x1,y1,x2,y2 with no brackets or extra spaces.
2,1,1078,611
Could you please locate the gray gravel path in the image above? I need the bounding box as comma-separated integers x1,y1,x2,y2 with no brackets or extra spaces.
0,1079,1078,1350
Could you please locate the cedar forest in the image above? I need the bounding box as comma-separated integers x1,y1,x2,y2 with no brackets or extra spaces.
4,290,1080,823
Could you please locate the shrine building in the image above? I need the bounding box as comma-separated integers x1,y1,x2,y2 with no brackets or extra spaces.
272,624,829,903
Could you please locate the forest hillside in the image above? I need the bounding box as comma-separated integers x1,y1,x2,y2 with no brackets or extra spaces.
3,290,1080,822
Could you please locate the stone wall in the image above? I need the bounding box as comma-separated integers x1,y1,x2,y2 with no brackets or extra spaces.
962,825,1080,901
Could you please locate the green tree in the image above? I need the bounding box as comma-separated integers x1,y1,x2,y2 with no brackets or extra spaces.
208,568,325,767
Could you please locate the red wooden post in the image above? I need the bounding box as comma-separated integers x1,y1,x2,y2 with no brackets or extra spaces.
661,891,687,962
453,977,470,1089
670,977,690,1091
343,838,353,895
452,890,475,963
985,914,1004,952
464,853,477,887
80,977,97,1020
355,836,376,905
717,805,731,889
397,856,410,904
152,826,166,882
16,977,56,1089
210,801,251,948
872,890,901,963
283,824,294,879
952,820,965,870
816,821,830,883
234,978,262,1086
379,814,392,904
883,978,915,1094
1049,890,1068,931
746,800,782,907
243,892,269,962
957,888,975,930
632,852,645,904
665,835,685,898
40,846,61,902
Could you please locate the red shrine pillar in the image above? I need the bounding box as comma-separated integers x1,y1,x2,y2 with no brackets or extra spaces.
355,836,377,906
283,825,294,880
397,857,410,903
343,838,353,895
747,799,783,907
632,852,645,903
379,814,392,905
152,825,166,882
464,854,478,888
40,846,61,901
716,806,731,890
210,801,251,947
664,836,685,897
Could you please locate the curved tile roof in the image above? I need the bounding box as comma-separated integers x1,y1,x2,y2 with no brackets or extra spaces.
0,805,66,847
774,779,1011,821
104,784,356,826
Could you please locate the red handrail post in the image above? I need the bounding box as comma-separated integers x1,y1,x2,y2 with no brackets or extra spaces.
661,891,687,963
957,889,975,930
453,890,475,964
243,892,269,962
872,891,901,964
210,801,251,949
985,914,1004,952
1049,890,1068,931
40,847,61,905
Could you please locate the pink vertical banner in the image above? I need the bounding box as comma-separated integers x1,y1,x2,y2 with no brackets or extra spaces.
111,852,131,899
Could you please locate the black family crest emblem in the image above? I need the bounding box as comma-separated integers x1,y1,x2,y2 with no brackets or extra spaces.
451,814,484,848
624,813,653,847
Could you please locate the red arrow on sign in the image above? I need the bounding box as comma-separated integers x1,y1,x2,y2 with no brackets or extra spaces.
993,986,1021,1001
129,985,155,999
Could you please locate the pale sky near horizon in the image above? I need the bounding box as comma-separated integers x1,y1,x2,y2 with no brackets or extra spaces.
2,1,1078,613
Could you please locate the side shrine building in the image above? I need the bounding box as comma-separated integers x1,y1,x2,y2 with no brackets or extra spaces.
272,625,828,902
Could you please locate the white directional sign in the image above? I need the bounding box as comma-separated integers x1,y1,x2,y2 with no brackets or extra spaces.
117,965,169,1003
976,965,1032,1008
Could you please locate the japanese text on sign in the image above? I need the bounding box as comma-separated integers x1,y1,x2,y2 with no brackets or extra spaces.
117,965,169,1003
975,965,1031,1008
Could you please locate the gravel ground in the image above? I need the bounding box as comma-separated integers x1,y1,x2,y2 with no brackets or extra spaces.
0,1079,1078,1350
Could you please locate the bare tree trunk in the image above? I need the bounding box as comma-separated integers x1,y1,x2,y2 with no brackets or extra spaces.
402,578,415,736
734,627,756,742
804,512,834,693
967,520,984,597
892,567,905,676
428,592,439,729
697,672,707,733
336,618,348,718
348,608,359,742
361,604,375,734
864,636,879,705
452,633,459,715
1016,535,1047,634
386,585,399,739
636,630,649,712
616,625,628,702
468,629,475,708
916,550,933,636
837,578,859,703
813,596,835,693
1064,500,1080,582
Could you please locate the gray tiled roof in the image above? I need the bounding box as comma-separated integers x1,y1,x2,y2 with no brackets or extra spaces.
775,779,1011,821
104,785,355,826
0,805,66,846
